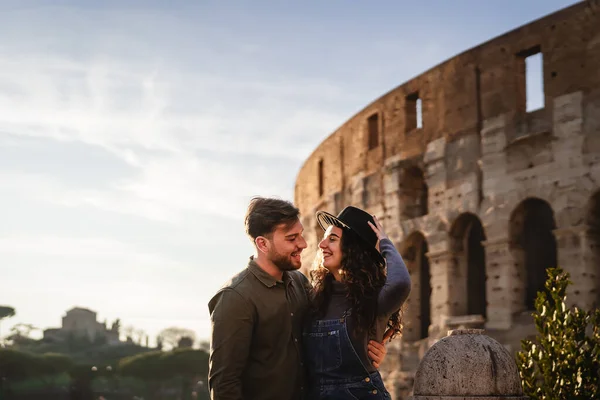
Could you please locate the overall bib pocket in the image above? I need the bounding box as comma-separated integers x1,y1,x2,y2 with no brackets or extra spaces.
304,329,343,373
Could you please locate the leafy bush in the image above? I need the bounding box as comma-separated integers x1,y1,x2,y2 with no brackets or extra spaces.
516,267,600,399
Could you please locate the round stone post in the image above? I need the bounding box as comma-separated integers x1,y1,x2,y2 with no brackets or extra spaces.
409,329,528,400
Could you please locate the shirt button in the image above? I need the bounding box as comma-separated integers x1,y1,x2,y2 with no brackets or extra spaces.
372,389,378,394
364,377,370,382
290,312,294,317
294,338,298,342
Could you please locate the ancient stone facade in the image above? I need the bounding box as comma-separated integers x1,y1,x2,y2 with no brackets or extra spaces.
294,2,600,399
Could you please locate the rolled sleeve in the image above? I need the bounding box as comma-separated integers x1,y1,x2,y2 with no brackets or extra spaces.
208,288,255,400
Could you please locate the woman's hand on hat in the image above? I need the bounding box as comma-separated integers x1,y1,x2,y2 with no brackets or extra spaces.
368,215,388,251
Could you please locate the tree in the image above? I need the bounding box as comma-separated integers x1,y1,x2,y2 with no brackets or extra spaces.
118,350,168,381
9,323,37,338
38,353,73,376
119,348,209,400
118,351,168,400
110,318,121,334
6,323,39,347
134,329,146,346
123,325,135,342
0,306,15,345
162,349,209,400
161,349,209,378
157,327,196,351
516,267,600,399
0,348,39,381
0,307,15,321
0,349,73,380
177,336,194,349
198,340,210,352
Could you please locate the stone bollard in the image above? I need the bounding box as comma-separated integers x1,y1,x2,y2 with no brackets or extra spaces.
408,329,528,400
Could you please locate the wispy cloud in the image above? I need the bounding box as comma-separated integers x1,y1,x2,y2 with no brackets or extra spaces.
0,43,351,223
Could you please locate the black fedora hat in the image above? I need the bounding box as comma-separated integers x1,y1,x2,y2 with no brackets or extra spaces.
315,206,385,266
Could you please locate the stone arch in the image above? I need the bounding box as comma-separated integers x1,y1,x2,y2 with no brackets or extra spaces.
399,166,428,220
585,190,600,307
401,231,431,341
509,198,557,311
504,181,558,218
449,213,487,318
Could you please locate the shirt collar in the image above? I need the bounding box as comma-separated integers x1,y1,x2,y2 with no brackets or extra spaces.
247,257,285,288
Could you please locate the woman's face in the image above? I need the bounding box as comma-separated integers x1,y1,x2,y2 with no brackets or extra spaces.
318,225,344,273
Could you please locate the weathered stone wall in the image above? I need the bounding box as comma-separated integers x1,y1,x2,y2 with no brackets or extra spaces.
294,1,600,399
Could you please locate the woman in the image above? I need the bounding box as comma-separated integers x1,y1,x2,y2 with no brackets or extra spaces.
304,206,411,399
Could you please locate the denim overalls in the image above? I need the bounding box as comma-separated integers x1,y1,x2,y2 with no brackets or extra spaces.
303,312,391,399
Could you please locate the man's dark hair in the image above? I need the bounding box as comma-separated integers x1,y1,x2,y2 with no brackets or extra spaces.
245,197,300,240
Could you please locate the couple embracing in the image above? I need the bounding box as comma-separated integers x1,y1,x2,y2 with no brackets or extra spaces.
208,197,411,400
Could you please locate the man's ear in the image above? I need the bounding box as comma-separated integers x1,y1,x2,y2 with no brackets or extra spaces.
255,236,270,254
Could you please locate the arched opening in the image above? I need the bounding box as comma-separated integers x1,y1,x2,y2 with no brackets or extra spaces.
509,198,557,310
399,166,428,220
401,232,431,341
450,213,487,318
585,190,600,307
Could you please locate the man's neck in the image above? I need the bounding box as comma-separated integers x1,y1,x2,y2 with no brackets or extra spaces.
254,254,284,281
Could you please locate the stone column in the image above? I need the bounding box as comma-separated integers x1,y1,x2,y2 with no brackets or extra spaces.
555,224,597,310
552,91,584,169
426,248,457,339
482,236,519,330
382,156,403,241
582,226,600,310
479,114,520,330
348,172,365,207
480,114,510,209
423,137,447,215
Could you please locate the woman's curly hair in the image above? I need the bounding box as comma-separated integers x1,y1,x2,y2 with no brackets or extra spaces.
310,226,403,340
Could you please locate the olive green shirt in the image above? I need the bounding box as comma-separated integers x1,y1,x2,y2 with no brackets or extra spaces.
208,257,311,400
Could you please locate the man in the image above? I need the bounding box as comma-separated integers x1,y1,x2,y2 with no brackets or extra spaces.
208,197,387,400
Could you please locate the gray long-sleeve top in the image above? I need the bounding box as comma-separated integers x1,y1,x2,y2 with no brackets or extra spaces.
319,238,411,372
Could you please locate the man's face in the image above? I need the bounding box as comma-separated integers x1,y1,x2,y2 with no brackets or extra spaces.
266,219,307,271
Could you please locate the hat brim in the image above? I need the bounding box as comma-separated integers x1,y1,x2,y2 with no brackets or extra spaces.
316,210,349,231
315,210,386,266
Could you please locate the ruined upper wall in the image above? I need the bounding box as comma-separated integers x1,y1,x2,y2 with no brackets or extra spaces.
295,1,600,215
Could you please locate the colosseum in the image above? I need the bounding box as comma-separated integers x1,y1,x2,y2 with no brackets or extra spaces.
294,1,600,398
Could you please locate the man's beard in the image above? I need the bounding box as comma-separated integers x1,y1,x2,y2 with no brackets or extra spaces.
270,250,299,271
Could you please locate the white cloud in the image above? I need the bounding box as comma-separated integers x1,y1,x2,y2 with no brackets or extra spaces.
0,54,344,224
0,42,351,224
0,235,175,269
0,54,345,158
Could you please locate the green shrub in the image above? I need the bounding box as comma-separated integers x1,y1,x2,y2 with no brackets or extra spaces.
516,267,600,399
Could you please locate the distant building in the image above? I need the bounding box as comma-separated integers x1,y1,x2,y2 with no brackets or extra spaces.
43,307,120,345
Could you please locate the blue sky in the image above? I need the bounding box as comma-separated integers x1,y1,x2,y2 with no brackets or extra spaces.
0,0,577,344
